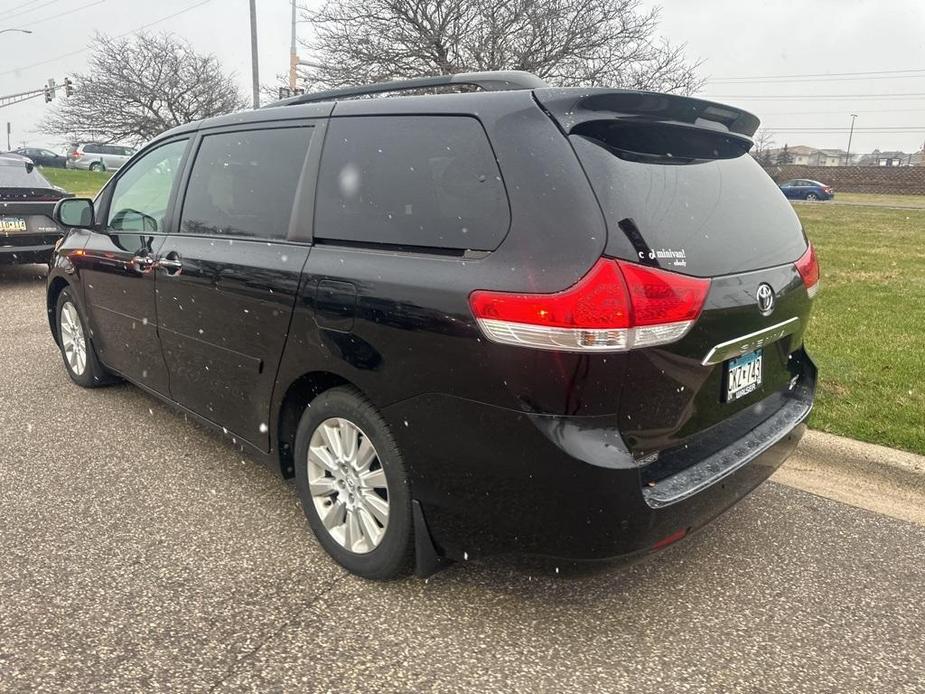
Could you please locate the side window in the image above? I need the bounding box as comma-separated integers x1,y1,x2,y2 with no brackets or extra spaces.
179,126,313,240
84,144,102,154
315,116,510,251
106,139,188,232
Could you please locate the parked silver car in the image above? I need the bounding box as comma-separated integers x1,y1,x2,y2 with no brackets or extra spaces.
65,142,135,172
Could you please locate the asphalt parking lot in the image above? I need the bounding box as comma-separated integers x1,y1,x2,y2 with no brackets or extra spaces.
1,263,923,693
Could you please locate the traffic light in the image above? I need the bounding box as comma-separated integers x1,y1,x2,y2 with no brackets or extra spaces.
43,86,53,103
64,77,74,97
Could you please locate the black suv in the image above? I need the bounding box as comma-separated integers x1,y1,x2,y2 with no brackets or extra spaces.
47,71,818,579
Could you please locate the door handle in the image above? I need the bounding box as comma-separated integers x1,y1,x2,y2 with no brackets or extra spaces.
131,254,156,272
157,254,183,275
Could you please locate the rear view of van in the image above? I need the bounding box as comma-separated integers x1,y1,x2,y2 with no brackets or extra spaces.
48,72,817,579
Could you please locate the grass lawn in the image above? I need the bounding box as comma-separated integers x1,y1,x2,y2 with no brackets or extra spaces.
833,192,925,208
797,203,925,455
40,167,112,197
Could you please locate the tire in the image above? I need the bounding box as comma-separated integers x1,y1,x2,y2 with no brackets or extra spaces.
294,387,413,579
89,162,104,172
805,192,819,201
55,288,115,388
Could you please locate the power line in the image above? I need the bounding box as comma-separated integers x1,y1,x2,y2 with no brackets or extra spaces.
0,0,214,77
4,0,67,22
751,108,925,116
21,0,106,28
702,92,925,100
711,67,925,82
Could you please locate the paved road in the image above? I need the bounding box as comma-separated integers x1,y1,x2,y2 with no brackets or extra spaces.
1,264,923,693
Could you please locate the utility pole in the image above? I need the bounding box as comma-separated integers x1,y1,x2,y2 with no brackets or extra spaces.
845,113,858,166
289,0,298,91
249,0,260,109
6,122,11,151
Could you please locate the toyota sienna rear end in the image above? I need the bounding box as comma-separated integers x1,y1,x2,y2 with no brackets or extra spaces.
380,86,818,567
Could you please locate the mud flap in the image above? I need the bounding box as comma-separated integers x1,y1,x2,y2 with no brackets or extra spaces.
412,500,451,578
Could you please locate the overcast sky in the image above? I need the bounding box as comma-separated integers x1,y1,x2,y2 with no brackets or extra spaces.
2,0,924,154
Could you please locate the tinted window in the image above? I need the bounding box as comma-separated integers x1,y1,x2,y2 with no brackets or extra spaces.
315,116,509,250
84,144,102,154
107,139,187,232
179,126,313,240
572,135,806,277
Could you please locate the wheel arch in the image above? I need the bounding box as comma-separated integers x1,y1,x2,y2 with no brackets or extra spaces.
47,276,72,345
275,370,357,478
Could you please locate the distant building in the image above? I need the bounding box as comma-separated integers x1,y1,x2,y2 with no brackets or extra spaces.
765,145,850,166
857,149,911,167
910,149,925,167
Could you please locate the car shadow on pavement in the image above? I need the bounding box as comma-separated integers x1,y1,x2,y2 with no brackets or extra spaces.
0,263,47,286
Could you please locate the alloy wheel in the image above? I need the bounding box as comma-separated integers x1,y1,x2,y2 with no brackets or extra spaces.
60,301,87,376
307,417,390,554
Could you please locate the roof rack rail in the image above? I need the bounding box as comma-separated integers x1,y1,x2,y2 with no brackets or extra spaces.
271,70,548,107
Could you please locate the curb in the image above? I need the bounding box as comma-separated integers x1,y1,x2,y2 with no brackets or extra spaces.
773,429,925,525
797,429,925,488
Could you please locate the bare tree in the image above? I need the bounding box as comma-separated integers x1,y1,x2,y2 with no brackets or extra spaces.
751,128,776,166
296,0,702,94
42,33,246,146
775,144,793,166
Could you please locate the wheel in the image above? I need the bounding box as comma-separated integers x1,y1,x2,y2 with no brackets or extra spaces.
805,192,819,201
56,288,115,388
89,161,105,172
294,387,413,579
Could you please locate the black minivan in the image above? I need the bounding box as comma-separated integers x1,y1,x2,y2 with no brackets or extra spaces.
47,71,818,579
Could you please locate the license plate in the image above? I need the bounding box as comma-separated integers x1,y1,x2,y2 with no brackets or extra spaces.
0,216,28,234
725,349,762,401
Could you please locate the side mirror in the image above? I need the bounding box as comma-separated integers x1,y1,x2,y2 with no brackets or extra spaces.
25,161,34,174
54,197,95,229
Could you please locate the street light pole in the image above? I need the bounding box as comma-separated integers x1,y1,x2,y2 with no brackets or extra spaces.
0,28,33,36
289,0,298,91
249,0,260,109
845,113,858,166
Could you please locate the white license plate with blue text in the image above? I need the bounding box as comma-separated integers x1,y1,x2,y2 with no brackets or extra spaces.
0,216,28,234
726,349,762,401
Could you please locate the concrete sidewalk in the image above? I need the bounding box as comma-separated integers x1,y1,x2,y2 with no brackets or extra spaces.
774,429,925,526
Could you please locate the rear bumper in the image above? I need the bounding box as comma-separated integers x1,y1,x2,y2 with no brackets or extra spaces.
0,241,57,264
384,352,815,562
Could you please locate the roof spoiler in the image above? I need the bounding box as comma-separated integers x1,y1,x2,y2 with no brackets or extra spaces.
534,88,760,139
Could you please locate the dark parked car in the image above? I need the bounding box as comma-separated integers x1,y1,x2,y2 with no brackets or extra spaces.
0,153,68,264
13,147,67,168
46,71,819,579
779,179,834,200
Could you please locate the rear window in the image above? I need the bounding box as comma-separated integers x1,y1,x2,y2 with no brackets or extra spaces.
0,158,53,189
179,126,313,240
571,134,806,277
314,116,509,251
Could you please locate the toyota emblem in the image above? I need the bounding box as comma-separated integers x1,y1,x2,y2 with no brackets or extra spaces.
756,283,775,315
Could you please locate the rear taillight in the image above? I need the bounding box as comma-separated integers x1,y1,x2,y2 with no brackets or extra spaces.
795,243,820,298
469,258,710,352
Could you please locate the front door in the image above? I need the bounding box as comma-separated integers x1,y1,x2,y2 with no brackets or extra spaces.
155,124,317,448
80,138,189,393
